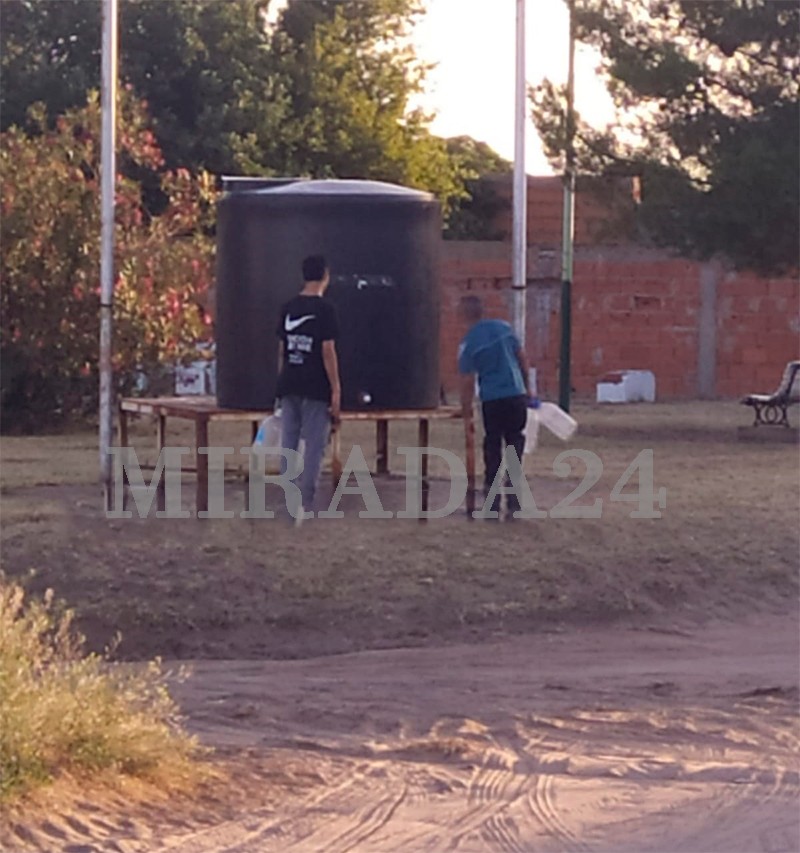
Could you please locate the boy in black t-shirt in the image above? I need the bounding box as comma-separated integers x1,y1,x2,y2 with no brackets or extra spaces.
276,255,341,520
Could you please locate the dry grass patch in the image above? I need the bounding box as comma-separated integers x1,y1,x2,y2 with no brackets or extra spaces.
0,402,797,661
0,577,201,802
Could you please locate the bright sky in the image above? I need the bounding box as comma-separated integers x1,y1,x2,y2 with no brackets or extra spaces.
412,0,613,174
268,0,614,176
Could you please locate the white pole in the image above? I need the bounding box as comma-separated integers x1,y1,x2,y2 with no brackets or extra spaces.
512,0,527,347
99,0,118,507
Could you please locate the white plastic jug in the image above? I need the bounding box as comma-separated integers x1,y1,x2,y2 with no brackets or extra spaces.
524,407,539,454
537,402,578,441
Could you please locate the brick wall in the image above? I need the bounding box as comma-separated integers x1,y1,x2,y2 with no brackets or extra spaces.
716,270,800,397
439,242,800,402
484,174,639,246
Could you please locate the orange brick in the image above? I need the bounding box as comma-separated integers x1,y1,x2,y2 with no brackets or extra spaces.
770,279,800,298
741,347,768,365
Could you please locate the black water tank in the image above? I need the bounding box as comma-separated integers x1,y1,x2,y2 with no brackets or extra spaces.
215,179,441,410
220,176,309,193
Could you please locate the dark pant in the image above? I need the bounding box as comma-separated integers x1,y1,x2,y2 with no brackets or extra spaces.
482,395,527,511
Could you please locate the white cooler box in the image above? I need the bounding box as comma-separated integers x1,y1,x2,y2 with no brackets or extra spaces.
175,361,213,395
597,370,656,403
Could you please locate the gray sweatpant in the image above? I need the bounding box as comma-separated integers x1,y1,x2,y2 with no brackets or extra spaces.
280,395,331,512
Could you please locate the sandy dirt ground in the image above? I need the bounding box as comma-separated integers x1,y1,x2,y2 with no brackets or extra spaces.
2,407,798,852
2,613,798,853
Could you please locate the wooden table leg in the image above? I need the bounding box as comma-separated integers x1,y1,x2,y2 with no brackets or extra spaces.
245,419,259,514
465,416,476,518
376,419,389,475
156,413,166,513
156,414,166,453
117,406,129,513
196,416,209,516
419,418,430,522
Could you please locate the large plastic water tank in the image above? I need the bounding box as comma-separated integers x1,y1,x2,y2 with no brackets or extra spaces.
215,179,441,410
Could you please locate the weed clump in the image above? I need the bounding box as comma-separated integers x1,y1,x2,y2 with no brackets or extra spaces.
0,577,199,800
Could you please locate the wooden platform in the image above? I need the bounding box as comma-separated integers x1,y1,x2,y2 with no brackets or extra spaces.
117,396,476,517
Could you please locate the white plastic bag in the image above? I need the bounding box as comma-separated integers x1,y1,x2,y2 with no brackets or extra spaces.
254,412,282,447
524,407,539,454
254,411,283,473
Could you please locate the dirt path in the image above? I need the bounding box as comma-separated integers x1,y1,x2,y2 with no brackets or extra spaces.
3,614,798,853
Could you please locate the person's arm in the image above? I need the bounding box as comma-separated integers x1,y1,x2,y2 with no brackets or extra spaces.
457,339,475,420
277,340,283,367
322,340,341,425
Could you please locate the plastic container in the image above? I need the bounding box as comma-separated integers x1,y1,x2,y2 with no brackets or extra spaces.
175,362,210,395
524,406,539,454
216,178,441,410
537,402,578,441
596,370,656,403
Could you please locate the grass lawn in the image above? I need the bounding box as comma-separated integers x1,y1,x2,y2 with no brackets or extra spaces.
1,401,797,661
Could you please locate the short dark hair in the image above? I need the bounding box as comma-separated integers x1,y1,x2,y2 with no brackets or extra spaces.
460,295,483,322
302,255,328,282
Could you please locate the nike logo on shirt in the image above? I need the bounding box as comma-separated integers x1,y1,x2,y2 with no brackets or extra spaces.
284,314,315,332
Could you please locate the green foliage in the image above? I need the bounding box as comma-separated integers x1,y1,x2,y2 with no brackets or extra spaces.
118,0,286,175
1,0,478,217
0,0,285,176
444,136,512,240
0,0,510,431
0,0,102,132
0,94,216,431
531,0,799,273
271,0,468,216
0,576,199,800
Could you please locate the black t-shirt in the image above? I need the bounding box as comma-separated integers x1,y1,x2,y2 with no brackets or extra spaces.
276,294,339,402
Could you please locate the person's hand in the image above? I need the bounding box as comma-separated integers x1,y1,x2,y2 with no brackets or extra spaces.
330,392,341,428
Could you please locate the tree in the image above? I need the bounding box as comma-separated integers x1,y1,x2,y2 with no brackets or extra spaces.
0,94,216,431
270,0,468,217
118,0,287,175
0,0,102,131
531,0,799,273
1,0,471,216
443,136,512,240
0,0,286,175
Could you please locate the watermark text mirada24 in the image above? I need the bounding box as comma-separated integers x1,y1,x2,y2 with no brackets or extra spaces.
107,444,667,520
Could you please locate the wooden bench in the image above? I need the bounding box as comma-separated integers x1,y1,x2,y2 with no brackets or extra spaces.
741,360,800,427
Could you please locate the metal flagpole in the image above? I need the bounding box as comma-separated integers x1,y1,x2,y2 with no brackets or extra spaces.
558,0,576,412
512,0,527,347
99,0,118,508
